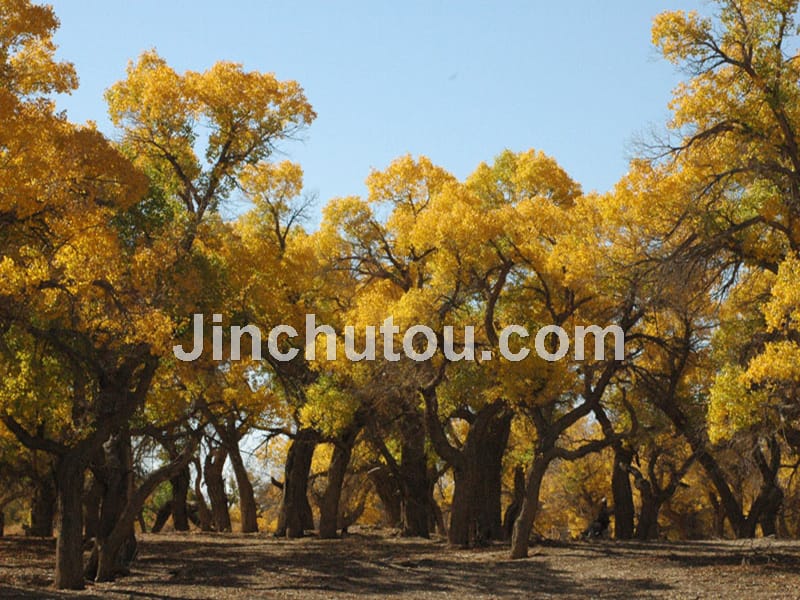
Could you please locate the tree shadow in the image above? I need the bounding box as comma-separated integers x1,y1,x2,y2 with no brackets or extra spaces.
107,533,674,598
13,533,800,598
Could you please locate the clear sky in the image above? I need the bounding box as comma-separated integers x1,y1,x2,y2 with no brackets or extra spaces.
49,1,705,220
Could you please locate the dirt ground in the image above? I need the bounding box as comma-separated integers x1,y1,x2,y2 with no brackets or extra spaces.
1,531,800,599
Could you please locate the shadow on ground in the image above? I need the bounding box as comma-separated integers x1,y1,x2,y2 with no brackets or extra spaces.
3,532,800,598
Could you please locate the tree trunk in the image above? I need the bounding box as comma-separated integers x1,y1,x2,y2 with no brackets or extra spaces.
758,487,783,537
476,411,512,542
510,454,550,559
503,466,525,540
0,510,4,537
204,447,231,532
150,501,173,533
192,458,214,532
319,426,358,539
170,466,190,532
85,431,134,581
635,485,661,540
612,446,635,540
444,407,511,546
28,473,56,537
448,468,475,546
708,492,726,537
228,442,259,533
399,412,429,538
54,453,86,590
750,438,784,537
694,449,748,537
657,402,748,536
427,466,447,536
94,529,137,583
369,465,401,527
276,428,317,538
94,439,197,582
83,474,102,542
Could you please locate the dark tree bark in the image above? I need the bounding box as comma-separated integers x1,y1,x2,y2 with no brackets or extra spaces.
319,424,359,539
421,379,513,547
151,501,203,533
636,488,661,540
510,394,617,559
84,431,134,581
169,466,191,532
398,409,430,538
54,453,87,590
191,457,214,532
708,492,726,537
150,501,173,533
748,437,784,537
476,410,512,541
438,403,512,546
197,401,260,534
612,446,635,540
369,464,402,527
691,443,749,535
204,446,231,532
3,353,158,590
28,472,56,537
758,487,783,537
227,441,259,533
276,428,317,538
365,404,431,538
428,466,447,536
83,473,102,542
503,465,525,540
510,454,551,559
93,442,196,582
629,449,695,540
0,510,4,537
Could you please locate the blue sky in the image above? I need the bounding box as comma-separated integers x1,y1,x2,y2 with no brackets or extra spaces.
49,1,704,220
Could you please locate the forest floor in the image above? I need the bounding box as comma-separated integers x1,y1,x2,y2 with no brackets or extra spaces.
1,530,800,599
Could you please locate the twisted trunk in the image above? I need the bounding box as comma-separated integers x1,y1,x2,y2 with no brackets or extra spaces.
447,408,511,546
747,438,783,537
192,458,213,532
85,431,134,581
94,442,196,582
276,428,317,538
503,466,525,541
204,447,231,532
656,400,751,536
369,465,401,527
510,454,550,559
422,388,511,546
228,442,259,533
319,424,359,539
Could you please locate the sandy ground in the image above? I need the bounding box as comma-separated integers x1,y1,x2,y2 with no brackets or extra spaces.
1,531,800,599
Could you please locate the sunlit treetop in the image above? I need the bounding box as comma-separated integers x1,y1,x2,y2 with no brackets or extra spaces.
0,0,77,98
106,50,316,219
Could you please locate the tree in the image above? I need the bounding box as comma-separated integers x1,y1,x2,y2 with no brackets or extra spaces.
0,6,316,583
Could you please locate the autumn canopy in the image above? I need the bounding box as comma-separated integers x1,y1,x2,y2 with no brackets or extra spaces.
2,0,800,592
